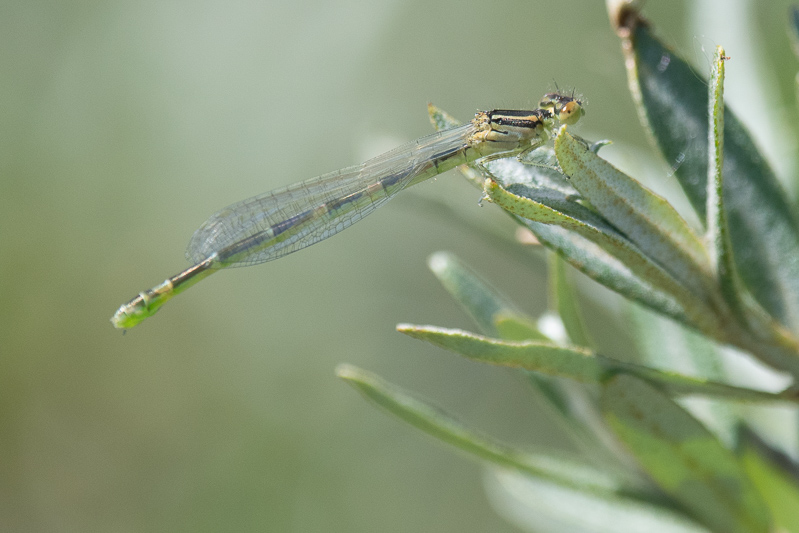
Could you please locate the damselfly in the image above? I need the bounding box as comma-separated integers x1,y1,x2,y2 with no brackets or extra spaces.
111,92,584,329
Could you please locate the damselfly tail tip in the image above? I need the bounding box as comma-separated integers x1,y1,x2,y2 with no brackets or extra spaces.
110,305,133,330
110,294,150,330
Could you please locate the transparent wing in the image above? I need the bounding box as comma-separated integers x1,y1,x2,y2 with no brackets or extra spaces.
186,124,473,267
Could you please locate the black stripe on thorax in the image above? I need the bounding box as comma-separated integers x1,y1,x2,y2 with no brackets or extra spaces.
488,109,550,129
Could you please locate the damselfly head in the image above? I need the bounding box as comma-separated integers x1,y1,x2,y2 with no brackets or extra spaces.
538,92,585,126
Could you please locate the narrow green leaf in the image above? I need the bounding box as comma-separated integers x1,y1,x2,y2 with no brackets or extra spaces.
428,103,690,330
601,375,771,533
488,468,709,533
336,364,621,493
397,325,792,403
415,170,622,465
444,155,700,332
626,304,738,446
427,251,547,341
341,364,698,529
427,102,461,131
493,312,548,342
706,46,746,322
483,174,723,338
706,45,726,270
431,104,799,374
555,128,712,301
426,251,621,467
618,13,799,330
740,433,799,533
548,252,593,347
522,219,692,325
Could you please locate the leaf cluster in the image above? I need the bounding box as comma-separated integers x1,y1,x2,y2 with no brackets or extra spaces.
339,4,799,532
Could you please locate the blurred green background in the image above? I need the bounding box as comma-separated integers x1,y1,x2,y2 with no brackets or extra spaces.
3,1,798,531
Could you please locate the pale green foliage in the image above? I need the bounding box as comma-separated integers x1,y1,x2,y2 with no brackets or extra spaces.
338,4,799,532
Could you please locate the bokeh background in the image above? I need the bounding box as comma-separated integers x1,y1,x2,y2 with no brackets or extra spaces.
3,1,798,531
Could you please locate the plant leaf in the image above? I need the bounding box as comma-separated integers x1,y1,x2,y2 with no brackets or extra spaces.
523,219,693,323
336,364,621,493
426,251,625,469
555,129,712,301
626,303,739,446
616,11,799,330
340,364,705,530
431,103,799,373
548,252,593,347
740,431,799,533
427,251,547,341
601,374,771,533
705,46,747,323
494,313,549,343
427,102,461,131
397,325,792,403
427,103,703,332
483,173,723,338
487,468,710,533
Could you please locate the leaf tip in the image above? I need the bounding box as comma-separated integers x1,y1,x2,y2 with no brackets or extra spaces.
606,0,648,38
427,103,461,130
396,323,417,335
553,124,572,146
335,363,366,383
426,102,438,119
427,251,453,275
